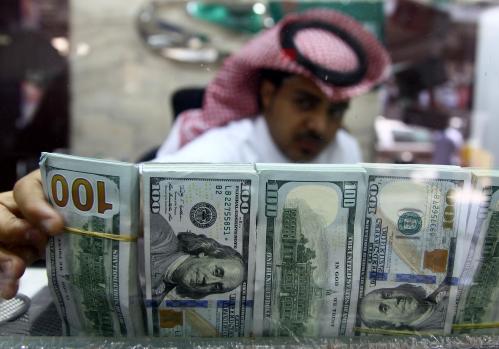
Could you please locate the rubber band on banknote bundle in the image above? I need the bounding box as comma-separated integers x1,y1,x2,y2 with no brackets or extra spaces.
354,327,440,336
452,322,499,330
355,322,499,335
64,226,137,242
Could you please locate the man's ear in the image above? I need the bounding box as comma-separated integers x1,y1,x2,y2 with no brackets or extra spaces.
260,79,276,113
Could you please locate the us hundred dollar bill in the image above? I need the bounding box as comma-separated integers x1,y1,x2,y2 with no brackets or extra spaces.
355,164,470,335
453,170,499,334
142,163,258,337
253,164,366,337
39,153,144,336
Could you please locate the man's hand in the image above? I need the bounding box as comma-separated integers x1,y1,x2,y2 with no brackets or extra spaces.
0,170,64,299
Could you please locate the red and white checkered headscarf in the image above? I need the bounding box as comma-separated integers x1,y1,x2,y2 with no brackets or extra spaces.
173,8,390,150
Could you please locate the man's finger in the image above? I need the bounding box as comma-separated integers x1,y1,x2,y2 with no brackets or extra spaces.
0,191,21,217
0,203,31,237
13,170,64,235
5,246,40,268
0,205,47,253
0,277,19,300
0,247,27,299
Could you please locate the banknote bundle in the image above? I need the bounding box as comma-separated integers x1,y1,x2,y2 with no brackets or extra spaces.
38,153,499,338
253,164,366,337
142,163,259,337
40,153,144,336
453,169,499,334
354,164,470,335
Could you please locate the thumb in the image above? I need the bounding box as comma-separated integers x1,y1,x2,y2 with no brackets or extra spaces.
13,170,64,235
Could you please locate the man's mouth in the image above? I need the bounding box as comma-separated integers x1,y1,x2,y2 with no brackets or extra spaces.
296,137,323,155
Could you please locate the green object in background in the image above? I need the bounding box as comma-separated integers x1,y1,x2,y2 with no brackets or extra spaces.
187,1,384,42
268,1,385,42
186,2,267,33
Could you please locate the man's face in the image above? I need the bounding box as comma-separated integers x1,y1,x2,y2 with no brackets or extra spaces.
175,255,244,296
261,75,348,162
361,288,429,327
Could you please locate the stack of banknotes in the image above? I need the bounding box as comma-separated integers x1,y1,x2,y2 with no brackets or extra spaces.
39,153,499,337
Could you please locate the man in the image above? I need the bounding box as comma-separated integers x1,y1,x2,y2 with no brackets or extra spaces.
150,214,245,302
358,283,450,331
0,9,390,299
155,9,390,163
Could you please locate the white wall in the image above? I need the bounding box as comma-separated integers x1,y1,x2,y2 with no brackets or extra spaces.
70,0,246,161
471,6,499,166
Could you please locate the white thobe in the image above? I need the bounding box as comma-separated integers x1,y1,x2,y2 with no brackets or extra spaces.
154,116,362,164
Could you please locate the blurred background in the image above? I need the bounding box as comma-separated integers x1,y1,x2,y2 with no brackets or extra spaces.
1,0,498,191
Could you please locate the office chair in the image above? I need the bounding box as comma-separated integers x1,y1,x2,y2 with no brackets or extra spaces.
138,87,205,162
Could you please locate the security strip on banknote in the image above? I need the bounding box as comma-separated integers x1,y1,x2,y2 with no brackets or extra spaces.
253,164,367,337
355,164,470,335
142,163,258,337
40,153,144,336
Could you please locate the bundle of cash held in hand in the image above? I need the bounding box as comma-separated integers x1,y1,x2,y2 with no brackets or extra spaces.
40,153,144,336
39,153,499,337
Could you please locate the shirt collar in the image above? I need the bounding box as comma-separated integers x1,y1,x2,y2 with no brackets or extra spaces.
164,254,190,284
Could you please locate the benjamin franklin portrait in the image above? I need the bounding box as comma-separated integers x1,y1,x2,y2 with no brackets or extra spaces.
150,213,245,302
358,283,449,331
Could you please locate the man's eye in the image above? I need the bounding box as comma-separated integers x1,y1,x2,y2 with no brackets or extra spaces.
294,98,316,111
379,303,388,313
214,267,224,277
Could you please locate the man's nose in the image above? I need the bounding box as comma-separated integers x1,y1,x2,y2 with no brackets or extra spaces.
306,111,329,135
